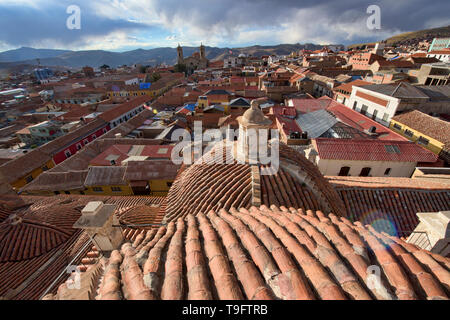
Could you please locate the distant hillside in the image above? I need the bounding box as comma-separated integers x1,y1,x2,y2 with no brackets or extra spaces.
348,25,450,49
0,47,72,63
0,43,328,71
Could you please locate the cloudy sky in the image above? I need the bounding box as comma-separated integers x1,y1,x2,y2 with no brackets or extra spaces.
0,0,449,52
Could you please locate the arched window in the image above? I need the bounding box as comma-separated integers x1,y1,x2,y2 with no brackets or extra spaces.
338,166,350,176
359,167,371,177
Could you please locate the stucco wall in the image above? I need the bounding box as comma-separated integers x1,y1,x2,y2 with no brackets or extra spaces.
316,158,417,177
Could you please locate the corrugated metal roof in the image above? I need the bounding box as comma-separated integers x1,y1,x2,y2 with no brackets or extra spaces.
84,166,127,186
124,160,180,181
295,109,338,138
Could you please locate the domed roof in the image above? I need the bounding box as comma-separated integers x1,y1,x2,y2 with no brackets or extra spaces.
237,100,272,127
164,141,346,223
0,202,81,262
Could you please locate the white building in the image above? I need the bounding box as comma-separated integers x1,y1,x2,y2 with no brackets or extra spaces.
427,50,450,63
310,139,438,178
346,82,429,126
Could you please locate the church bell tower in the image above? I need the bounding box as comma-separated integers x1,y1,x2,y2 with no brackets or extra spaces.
177,44,184,65
199,43,205,59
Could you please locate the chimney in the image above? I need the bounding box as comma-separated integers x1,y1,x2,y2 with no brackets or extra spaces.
73,201,122,253
407,211,450,257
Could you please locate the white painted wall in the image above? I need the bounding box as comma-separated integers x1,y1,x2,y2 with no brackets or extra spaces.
315,157,417,177
347,86,400,126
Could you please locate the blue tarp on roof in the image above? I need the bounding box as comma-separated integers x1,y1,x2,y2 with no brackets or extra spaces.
140,82,152,89
184,103,196,112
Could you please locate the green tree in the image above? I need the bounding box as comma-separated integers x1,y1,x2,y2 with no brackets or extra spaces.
149,72,161,82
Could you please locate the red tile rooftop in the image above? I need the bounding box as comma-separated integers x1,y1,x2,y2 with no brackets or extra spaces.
49,206,450,300
164,142,346,223
327,103,407,141
0,194,165,300
328,176,450,238
313,138,438,163
288,97,335,113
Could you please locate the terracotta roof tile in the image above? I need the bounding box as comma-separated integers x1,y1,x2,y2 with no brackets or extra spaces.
53,206,450,300
313,138,438,162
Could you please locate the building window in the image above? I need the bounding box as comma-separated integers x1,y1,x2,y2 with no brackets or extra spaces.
76,143,82,150
26,175,33,183
93,187,103,192
83,139,89,145
359,167,372,177
393,123,402,130
103,128,107,134
64,191,70,195
352,101,358,110
382,113,389,122
338,166,350,177
384,168,392,176
404,129,414,137
111,186,122,192
42,165,49,171
79,191,85,195
372,109,378,120
361,105,368,116
64,150,71,158
167,182,173,188
54,191,60,195
418,136,429,146
92,134,97,139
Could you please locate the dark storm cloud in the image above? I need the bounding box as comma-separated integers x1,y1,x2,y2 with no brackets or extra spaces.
0,1,148,48
152,0,449,29
151,0,450,43
0,0,449,49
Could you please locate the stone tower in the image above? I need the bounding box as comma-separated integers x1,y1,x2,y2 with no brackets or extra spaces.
236,99,273,164
177,43,184,65
199,43,205,59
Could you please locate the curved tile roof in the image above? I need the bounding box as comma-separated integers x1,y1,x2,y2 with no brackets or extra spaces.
119,204,165,228
164,141,346,222
53,206,449,300
0,203,82,262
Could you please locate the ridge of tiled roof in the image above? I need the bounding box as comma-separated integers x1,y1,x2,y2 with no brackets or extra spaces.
52,205,450,300
328,176,450,190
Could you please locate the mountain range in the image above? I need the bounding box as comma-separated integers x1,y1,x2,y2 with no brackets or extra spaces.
0,43,328,71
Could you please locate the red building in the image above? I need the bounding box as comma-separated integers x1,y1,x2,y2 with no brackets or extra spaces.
52,119,110,164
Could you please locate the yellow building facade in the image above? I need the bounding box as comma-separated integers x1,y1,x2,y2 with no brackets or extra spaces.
12,159,56,191
390,119,444,155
